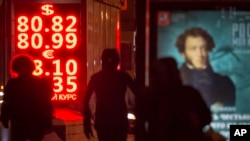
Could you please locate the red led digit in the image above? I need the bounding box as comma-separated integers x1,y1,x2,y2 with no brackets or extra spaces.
17,33,29,49
66,76,77,93
17,16,29,32
31,33,43,49
33,59,43,76
52,16,63,32
66,59,77,75
31,16,43,32
66,33,77,49
52,59,63,76
66,16,77,32
52,33,63,49
53,76,63,93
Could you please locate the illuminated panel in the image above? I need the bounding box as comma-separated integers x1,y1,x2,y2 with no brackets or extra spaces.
14,3,81,101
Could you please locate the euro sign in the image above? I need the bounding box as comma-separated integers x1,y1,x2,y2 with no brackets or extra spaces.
43,50,54,59
41,4,54,16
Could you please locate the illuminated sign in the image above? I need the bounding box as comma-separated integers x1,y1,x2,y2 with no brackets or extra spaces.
14,3,81,101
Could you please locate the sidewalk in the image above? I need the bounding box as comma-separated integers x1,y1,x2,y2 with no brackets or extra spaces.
0,108,135,141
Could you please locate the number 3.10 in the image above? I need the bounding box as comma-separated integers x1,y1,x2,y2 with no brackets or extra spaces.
33,59,78,76
33,59,78,93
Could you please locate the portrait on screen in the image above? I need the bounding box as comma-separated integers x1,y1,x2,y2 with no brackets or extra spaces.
175,27,235,108
156,10,250,139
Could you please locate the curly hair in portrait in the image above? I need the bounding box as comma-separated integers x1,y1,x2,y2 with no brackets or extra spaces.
175,27,215,53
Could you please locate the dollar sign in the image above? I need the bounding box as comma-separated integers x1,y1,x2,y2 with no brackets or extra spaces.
41,4,54,16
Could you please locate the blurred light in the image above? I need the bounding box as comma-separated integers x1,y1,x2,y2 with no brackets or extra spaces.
133,31,136,46
117,64,120,70
127,113,136,120
106,12,109,20
0,85,3,90
1,127,9,141
0,92,3,96
101,11,104,20
0,100,3,103
117,20,120,29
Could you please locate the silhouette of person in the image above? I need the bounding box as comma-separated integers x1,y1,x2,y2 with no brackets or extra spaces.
83,48,137,141
146,57,212,141
175,27,235,107
0,54,54,141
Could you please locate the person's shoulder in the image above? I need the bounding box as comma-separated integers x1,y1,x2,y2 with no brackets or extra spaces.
4,78,21,91
36,77,51,85
118,70,130,76
90,71,103,80
179,85,208,104
179,85,201,95
29,76,44,83
7,78,17,82
31,76,43,81
118,71,134,79
180,85,196,91
6,78,18,85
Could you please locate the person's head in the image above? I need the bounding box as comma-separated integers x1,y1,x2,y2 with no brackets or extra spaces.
150,57,182,90
101,48,120,70
11,54,35,77
175,27,215,69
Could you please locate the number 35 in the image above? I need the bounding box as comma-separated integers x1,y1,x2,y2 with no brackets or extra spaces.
53,76,77,93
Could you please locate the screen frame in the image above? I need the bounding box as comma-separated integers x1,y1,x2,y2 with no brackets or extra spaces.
149,1,250,63
147,1,250,139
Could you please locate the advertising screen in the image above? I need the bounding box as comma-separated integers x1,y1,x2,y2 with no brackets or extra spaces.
152,2,250,140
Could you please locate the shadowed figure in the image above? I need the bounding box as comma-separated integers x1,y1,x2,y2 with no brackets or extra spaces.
83,48,137,141
0,54,54,141
145,57,212,141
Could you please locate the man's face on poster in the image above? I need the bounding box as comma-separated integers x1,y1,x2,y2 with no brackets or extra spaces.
181,35,209,69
